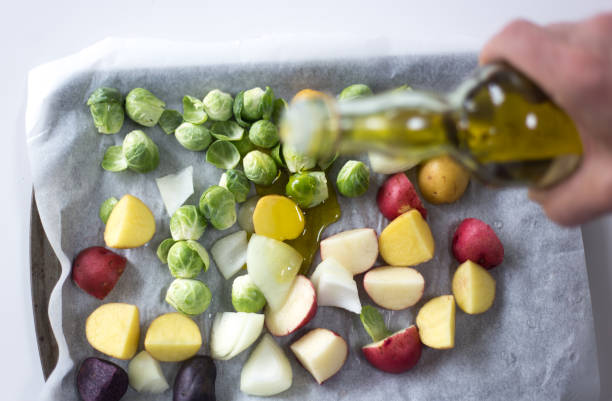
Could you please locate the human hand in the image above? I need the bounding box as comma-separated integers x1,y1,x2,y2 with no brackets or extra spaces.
480,13,612,226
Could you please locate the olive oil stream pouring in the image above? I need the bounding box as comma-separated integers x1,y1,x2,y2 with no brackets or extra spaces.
280,63,583,187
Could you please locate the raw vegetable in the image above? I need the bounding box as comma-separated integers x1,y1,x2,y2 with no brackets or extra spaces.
159,109,183,134
175,123,213,151
285,171,328,209
378,210,434,266
104,194,156,249
219,169,250,203
144,313,202,362
165,278,212,316
77,357,128,401
319,228,378,275
234,134,256,156
210,312,264,360
182,95,207,124
252,195,305,241
283,145,316,173
128,350,169,393
210,230,248,280
174,356,217,401
167,240,209,278
363,266,425,310
240,334,292,396
102,130,160,173
203,89,233,121
155,166,194,216
248,120,279,148
85,303,140,360
237,196,259,233
452,217,504,269
72,246,127,300
232,91,250,128
415,295,456,349
206,140,240,169
87,87,124,134
290,328,348,384
271,98,288,124
242,150,278,185
210,121,244,141
156,238,176,264
125,88,165,127
359,306,422,373
101,146,128,172
452,260,496,314
338,84,372,101
99,197,118,224
317,151,338,171
199,185,237,230
265,275,317,336
170,205,207,241
232,275,266,313
418,155,470,204
270,143,285,167
241,86,274,121
309,258,361,314
336,160,370,197
377,172,427,220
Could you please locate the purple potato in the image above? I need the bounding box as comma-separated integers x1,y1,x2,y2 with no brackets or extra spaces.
173,355,216,401
77,357,128,401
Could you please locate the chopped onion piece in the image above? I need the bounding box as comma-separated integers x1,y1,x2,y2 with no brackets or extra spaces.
156,166,194,216
211,230,248,279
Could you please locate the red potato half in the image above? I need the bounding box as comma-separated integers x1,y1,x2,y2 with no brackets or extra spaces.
452,218,504,269
362,326,422,374
72,246,127,300
320,228,378,275
265,275,317,336
377,173,427,221
363,266,425,310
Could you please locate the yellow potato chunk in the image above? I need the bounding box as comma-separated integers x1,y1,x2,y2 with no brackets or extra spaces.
291,89,328,103
378,210,434,266
104,194,156,249
253,195,305,241
416,295,455,349
452,260,496,314
85,303,140,360
144,313,202,362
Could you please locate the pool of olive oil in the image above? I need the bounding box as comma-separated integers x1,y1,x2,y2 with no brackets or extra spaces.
256,172,341,275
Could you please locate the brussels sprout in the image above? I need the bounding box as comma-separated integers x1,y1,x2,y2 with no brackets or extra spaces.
248,120,279,149
157,238,177,264
234,135,256,157
336,160,370,197
270,143,285,168
232,90,250,128
203,89,233,121
87,87,124,134
338,84,373,101
167,240,209,278
243,150,278,186
185,240,210,271
390,84,412,93
242,86,274,121
211,121,244,141
271,98,288,124
318,151,338,170
101,145,128,172
283,145,316,173
175,122,213,151
219,169,251,203
231,275,266,313
170,205,207,241
158,109,183,134
286,171,329,208
199,185,237,230
122,130,160,173
165,278,212,316
182,95,207,125
206,140,240,169
99,197,118,224
125,88,165,127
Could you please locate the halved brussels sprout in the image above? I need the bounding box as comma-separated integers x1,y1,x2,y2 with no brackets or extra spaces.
170,205,207,241
219,169,251,203
182,95,207,124
165,278,212,316
199,185,237,230
125,88,165,127
271,98,288,125
175,122,212,151
206,140,240,169
243,150,278,186
87,87,124,134
338,84,373,101
101,145,128,172
232,275,266,313
159,109,183,134
248,120,279,149
242,86,274,121
270,143,285,168
232,90,250,128
286,171,329,208
336,160,370,197
283,145,316,173
234,135,256,157
203,89,233,121
211,121,244,141
99,197,118,224
167,240,209,278
157,238,177,264
122,130,160,173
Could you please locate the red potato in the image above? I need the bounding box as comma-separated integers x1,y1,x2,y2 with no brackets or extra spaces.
452,218,504,269
265,275,317,336
362,326,422,374
72,246,127,300
377,173,427,221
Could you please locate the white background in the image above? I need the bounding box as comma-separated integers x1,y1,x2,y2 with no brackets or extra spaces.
3,1,611,400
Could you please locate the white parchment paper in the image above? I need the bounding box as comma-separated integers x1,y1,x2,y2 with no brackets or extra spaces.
26,37,600,401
